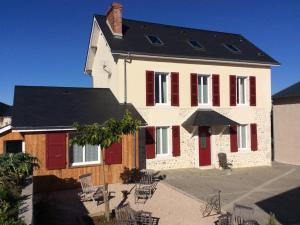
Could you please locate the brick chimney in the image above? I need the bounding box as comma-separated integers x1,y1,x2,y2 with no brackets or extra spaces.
106,2,123,38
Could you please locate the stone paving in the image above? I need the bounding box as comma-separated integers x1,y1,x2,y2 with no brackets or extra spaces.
162,162,300,225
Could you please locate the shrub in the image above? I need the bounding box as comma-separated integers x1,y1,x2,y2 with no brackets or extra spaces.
268,212,278,225
120,167,142,184
0,153,38,224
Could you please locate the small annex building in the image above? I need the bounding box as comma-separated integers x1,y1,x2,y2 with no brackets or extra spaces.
0,86,146,192
273,81,300,165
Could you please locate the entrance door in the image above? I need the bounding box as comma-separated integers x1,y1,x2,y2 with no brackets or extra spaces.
199,126,211,166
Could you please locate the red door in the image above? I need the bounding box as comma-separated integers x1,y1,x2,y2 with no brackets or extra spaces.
199,126,211,166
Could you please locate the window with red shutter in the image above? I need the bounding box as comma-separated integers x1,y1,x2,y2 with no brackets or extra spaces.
105,141,122,165
229,75,237,106
250,123,258,151
145,126,155,159
46,132,67,170
172,126,180,157
146,71,154,106
249,76,256,106
212,74,220,106
171,72,179,106
190,73,198,106
230,125,238,152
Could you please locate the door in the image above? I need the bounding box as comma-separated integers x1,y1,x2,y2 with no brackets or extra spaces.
199,126,211,166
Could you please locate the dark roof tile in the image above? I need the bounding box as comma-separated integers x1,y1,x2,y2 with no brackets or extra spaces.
95,15,279,65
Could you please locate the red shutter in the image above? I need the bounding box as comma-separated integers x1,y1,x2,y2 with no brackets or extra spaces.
105,141,122,165
46,132,67,170
212,74,220,106
229,75,236,106
172,126,180,157
171,72,179,106
190,73,198,106
146,71,154,106
230,125,238,152
250,123,258,151
145,126,155,159
249,76,256,106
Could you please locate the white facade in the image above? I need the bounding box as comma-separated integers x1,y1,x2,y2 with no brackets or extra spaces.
86,20,273,170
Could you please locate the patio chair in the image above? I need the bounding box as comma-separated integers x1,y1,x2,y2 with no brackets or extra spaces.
78,173,105,206
218,153,233,170
216,204,258,225
134,171,157,203
115,203,153,225
232,204,256,225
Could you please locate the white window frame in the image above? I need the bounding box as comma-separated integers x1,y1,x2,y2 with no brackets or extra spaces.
71,145,101,166
154,72,170,105
237,125,250,150
236,76,248,106
155,126,171,157
197,74,211,106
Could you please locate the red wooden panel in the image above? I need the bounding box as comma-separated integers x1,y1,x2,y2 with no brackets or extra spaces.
250,76,256,106
229,75,237,106
212,74,220,106
250,123,258,151
171,72,179,106
198,126,211,166
105,141,122,165
190,73,198,106
46,132,67,170
230,125,238,152
172,126,180,157
146,70,154,106
145,126,155,159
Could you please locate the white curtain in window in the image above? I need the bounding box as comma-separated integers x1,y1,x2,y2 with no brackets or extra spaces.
85,144,98,162
161,75,167,103
156,128,161,154
72,144,83,163
161,127,168,154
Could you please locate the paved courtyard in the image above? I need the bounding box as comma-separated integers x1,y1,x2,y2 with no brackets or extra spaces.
162,162,300,225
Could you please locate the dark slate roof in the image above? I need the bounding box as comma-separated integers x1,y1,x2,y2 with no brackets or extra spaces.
0,102,12,117
95,15,279,65
183,109,239,127
273,81,300,100
12,86,146,130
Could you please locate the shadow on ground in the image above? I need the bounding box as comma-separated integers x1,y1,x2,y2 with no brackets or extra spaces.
256,186,300,225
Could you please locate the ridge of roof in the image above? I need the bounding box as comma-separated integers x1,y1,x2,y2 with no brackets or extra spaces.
94,14,242,37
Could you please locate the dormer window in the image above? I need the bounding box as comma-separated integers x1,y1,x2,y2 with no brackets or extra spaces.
223,44,241,53
146,35,163,46
188,40,204,50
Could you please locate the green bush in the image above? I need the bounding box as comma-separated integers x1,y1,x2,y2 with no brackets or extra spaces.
268,212,278,225
120,167,142,184
0,153,38,224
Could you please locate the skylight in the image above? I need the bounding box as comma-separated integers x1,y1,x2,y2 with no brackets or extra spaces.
146,35,163,46
188,40,204,50
223,44,241,53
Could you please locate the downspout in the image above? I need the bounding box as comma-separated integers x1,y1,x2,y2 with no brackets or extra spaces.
124,52,137,168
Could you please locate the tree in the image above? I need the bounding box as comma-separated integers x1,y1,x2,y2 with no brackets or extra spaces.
70,111,141,221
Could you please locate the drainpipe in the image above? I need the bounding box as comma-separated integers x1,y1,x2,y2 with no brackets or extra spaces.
124,52,136,168
124,52,131,104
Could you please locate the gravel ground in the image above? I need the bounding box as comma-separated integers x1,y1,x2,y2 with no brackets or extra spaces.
84,182,219,225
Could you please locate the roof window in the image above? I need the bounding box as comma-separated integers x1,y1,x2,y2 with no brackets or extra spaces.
146,35,163,46
188,40,204,50
223,44,241,53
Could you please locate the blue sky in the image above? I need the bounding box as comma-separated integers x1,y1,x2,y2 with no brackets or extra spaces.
0,0,299,105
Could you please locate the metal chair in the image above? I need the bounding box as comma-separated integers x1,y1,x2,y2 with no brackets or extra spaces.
232,204,255,225
218,153,233,170
78,173,105,205
134,171,157,203
115,203,153,225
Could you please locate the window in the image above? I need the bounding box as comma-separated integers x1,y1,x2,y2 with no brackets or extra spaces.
188,40,204,50
155,72,168,104
238,125,248,149
156,127,170,156
198,75,209,104
5,140,23,154
146,35,163,45
237,77,247,105
223,44,241,53
71,144,100,166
